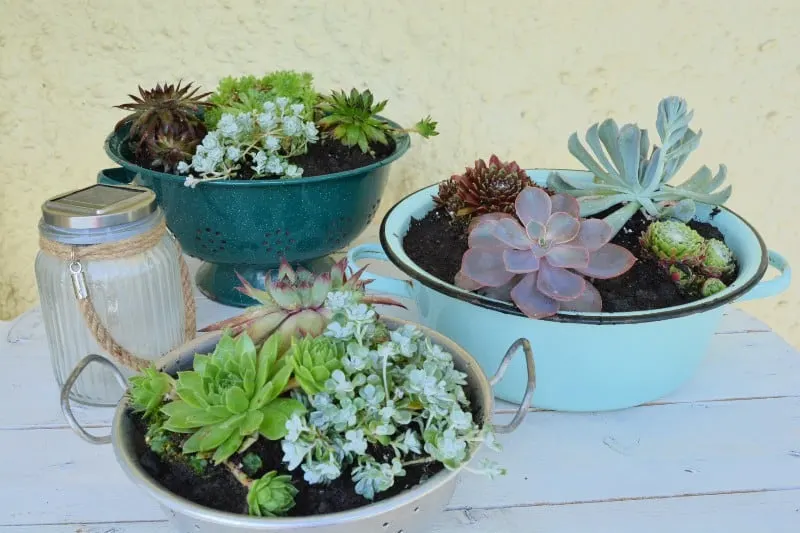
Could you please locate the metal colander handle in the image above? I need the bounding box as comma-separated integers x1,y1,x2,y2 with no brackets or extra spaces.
489,338,536,434
60,353,128,445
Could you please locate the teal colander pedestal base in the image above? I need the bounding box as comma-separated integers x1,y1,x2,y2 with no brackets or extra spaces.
195,256,340,307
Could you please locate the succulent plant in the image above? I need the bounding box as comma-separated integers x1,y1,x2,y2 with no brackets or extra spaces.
242,452,263,477
200,259,404,352
246,471,298,517
128,366,175,419
640,220,706,266
115,81,212,172
547,96,732,236
288,335,344,396
204,71,319,129
700,238,735,278
701,277,727,297
667,263,697,291
456,186,637,318
160,331,306,464
432,155,535,222
316,88,437,154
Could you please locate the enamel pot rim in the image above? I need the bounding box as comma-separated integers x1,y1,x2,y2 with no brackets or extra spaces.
378,174,770,325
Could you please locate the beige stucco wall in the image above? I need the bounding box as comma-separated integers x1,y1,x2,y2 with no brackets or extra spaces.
1,0,797,344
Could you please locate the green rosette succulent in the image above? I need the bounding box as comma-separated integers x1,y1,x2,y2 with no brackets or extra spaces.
288,335,345,396
701,277,727,297
700,238,735,278
128,366,175,419
246,471,298,517
160,331,306,464
640,220,705,266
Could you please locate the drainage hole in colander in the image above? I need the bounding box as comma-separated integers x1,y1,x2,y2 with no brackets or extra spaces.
414,506,419,512
382,523,389,528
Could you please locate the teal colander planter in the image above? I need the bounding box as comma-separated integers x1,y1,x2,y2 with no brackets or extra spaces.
347,169,792,412
99,120,410,307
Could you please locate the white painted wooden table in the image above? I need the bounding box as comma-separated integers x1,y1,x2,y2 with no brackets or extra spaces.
2,249,800,532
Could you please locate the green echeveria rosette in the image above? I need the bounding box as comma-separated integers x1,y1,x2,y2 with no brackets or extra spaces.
159,332,306,464
288,335,345,396
246,471,299,517
700,238,735,279
640,220,706,266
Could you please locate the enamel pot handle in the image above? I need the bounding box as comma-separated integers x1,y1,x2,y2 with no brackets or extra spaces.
489,338,536,434
346,243,413,299
737,250,791,302
60,354,127,445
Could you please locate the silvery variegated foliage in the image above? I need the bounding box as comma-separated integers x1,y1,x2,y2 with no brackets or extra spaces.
547,96,731,235
280,290,504,500
177,97,318,187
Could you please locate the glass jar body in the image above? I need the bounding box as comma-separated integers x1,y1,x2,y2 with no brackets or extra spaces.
35,212,189,406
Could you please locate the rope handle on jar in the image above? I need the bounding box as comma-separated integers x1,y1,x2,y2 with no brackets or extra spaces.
38,219,197,371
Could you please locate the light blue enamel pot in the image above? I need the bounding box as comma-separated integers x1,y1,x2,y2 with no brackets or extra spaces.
348,169,792,412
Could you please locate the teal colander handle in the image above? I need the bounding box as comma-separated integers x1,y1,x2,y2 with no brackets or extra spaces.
346,243,413,299
97,168,135,185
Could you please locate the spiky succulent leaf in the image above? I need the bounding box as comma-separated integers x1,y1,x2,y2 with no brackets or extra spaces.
199,259,405,349
317,88,392,153
128,366,175,419
247,471,298,517
433,155,535,225
413,116,439,138
288,335,345,395
159,331,306,464
640,220,705,266
115,81,211,172
548,96,731,237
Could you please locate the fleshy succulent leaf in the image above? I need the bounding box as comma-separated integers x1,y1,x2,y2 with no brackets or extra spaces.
509,272,559,318
128,366,175,419
515,186,551,226
247,471,298,517
573,244,637,279
503,249,541,273
458,186,635,318
536,262,586,301
557,96,731,237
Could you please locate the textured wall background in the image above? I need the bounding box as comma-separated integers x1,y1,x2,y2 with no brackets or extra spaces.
1,0,797,345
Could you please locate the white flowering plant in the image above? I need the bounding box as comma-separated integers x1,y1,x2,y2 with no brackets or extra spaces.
176,97,319,187
127,268,502,517
280,292,505,500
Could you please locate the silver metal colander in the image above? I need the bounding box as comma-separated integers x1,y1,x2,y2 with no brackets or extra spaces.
62,317,536,533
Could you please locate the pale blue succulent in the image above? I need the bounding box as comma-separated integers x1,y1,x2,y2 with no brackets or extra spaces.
547,96,732,235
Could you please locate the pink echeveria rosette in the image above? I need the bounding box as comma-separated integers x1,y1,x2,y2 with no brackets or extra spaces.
455,187,637,318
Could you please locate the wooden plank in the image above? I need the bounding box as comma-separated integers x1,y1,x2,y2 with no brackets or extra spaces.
3,489,799,532
2,397,799,526
2,324,795,430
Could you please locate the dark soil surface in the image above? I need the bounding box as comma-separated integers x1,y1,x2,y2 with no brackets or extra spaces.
129,408,444,516
129,137,395,180
403,206,737,313
290,138,395,178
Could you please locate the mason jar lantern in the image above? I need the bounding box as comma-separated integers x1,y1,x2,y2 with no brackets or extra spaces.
35,183,196,407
